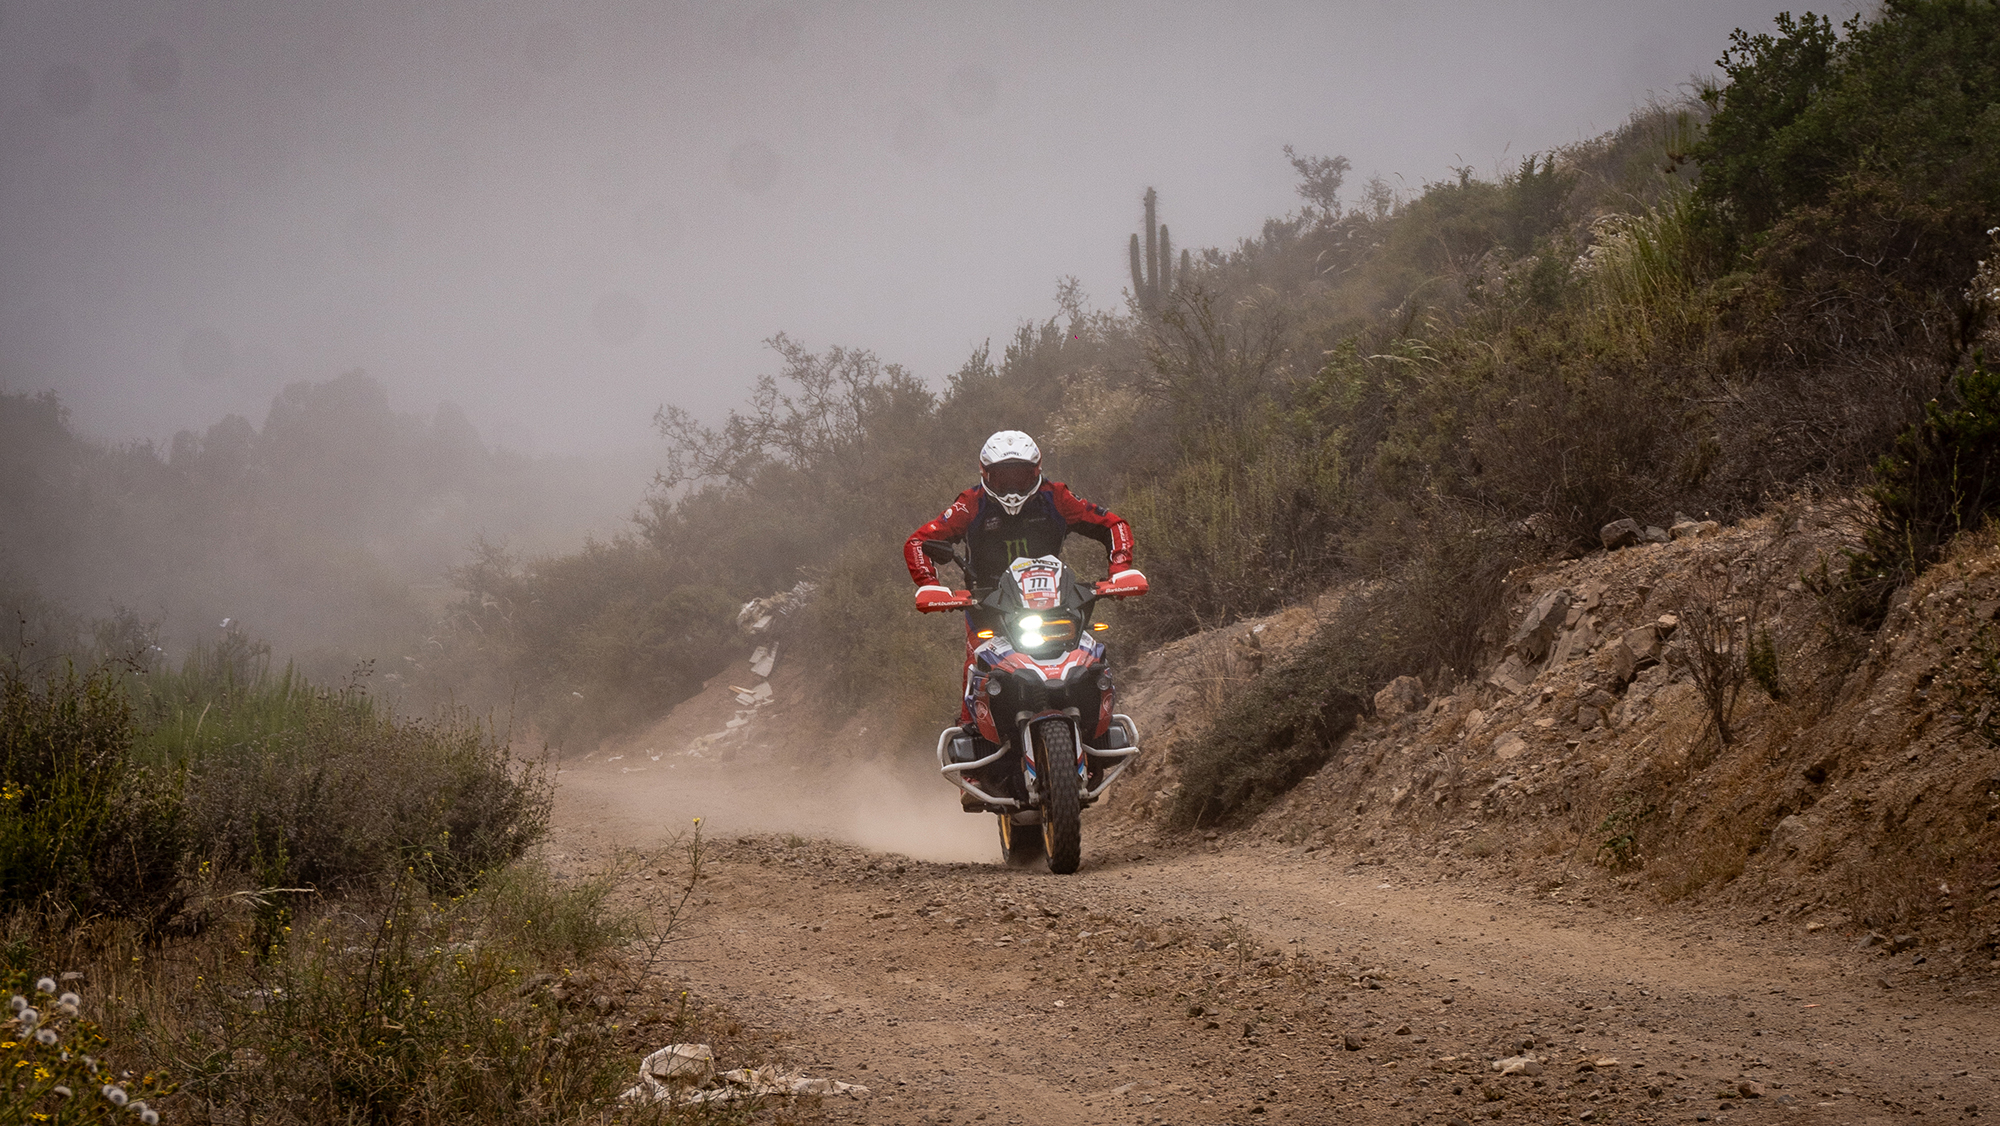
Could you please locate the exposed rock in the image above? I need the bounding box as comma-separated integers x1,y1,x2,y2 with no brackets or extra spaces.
1600,519,1642,551
1596,639,1638,688
1493,734,1530,760
1487,655,1534,694
1509,589,1573,664
1374,675,1427,718
1643,525,1670,543
1621,625,1662,664
1888,933,1919,954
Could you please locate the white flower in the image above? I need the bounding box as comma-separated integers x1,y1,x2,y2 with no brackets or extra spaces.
58,991,80,1008
8,994,24,1012
52,1085,72,1098
102,1084,129,1106
35,1028,56,1045
17,1006,39,1028
34,977,56,994
140,1112,160,1126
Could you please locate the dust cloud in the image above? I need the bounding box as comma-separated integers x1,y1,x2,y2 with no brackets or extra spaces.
554,746,997,864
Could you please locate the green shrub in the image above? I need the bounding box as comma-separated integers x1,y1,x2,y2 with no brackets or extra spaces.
152,668,549,899
1853,357,2000,590
0,664,186,927
1695,2,2000,361
1168,505,1525,827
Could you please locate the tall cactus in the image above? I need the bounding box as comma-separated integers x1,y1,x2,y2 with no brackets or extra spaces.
1129,186,1177,313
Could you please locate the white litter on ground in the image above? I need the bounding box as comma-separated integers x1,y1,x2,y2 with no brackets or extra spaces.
620,1044,870,1106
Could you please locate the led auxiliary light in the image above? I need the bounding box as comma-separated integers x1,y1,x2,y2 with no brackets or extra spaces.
1019,614,1045,647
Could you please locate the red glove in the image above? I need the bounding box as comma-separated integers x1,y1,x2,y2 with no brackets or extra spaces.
1096,569,1149,599
915,585,973,612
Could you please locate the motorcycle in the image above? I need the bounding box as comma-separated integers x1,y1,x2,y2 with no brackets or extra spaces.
916,541,1146,874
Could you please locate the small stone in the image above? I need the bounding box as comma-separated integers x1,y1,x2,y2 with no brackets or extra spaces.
1858,930,1888,950
1491,1055,1543,1077
1343,1034,1364,1051
1394,1023,1412,1035
1888,933,1919,954
1600,519,1642,550
1738,1080,1765,1098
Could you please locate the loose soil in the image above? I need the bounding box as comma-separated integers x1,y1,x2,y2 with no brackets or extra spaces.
552,748,1999,1126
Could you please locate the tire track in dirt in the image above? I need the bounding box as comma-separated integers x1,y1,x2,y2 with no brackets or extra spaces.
551,758,2000,1125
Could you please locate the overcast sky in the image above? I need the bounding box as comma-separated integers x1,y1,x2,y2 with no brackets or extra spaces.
1,0,1863,456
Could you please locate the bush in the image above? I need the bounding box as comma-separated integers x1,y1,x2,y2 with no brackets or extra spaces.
0,663,186,927
1695,1,2000,361
1168,505,1525,827
1852,356,2000,589
6,830,727,1126
139,643,549,900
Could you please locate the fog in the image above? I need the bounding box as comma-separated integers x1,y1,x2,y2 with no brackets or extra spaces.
1,0,1862,461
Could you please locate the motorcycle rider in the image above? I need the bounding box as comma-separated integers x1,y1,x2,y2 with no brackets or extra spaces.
904,430,1147,755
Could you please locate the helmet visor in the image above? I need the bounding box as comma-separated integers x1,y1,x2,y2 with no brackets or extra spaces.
983,460,1040,497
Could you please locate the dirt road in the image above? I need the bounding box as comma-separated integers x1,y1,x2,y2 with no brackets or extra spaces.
551,753,1998,1125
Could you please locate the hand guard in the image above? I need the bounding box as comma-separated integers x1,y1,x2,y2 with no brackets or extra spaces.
1096,568,1149,599
915,584,973,612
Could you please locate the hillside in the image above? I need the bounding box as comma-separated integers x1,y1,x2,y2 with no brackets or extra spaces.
1104,503,2000,971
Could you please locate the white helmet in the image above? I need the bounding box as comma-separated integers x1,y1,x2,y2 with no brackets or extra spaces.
979,430,1042,515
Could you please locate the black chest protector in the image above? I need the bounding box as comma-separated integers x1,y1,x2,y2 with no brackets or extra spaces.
966,490,1068,591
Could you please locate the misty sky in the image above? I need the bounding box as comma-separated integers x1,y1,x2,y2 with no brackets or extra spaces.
1,0,1863,457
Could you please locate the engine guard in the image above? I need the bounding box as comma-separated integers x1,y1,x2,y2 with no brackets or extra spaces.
935,715,1142,811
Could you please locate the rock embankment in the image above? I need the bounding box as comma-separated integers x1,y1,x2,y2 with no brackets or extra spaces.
1116,504,2000,975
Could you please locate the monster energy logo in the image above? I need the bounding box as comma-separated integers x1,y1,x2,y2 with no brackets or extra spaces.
1003,537,1029,561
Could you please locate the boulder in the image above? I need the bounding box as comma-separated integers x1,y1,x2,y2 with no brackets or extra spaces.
1643,525,1670,543
1596,638,1637,688
1600,518,1642,550
1621,625,1662,664
1509,589,1573,663
1374,675,1427,718
1487,656,1533,694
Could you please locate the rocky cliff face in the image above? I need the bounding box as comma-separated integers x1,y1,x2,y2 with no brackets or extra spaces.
1111,503,2000,973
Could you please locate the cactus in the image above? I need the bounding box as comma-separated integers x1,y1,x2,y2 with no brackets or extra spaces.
1128,187,1178,313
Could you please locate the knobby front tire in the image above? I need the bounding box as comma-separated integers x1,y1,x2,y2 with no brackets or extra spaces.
1037,719,1082,875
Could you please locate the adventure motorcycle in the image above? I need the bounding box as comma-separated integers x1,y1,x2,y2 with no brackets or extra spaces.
916,542,1146,874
